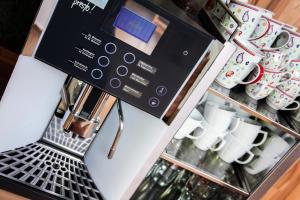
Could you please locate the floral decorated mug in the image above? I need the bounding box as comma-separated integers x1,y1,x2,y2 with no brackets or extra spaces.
266,87,300,110
250,16,291,50
219,0,270,40
274,30,300,62
276,60,300,98
216,38,264,89
245,50,290,100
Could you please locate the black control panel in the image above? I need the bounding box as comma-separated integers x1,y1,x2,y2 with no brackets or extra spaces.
35,0,214,118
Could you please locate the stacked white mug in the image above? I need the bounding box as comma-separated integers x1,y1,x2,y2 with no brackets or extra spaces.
218,118,268,164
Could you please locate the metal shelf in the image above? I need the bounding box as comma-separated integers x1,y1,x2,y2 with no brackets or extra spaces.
208,88,300,139
160,152,249,196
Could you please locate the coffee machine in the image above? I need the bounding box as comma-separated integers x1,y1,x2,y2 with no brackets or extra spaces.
0,0,235,199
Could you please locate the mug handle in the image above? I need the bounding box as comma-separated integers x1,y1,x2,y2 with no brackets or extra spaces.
236,64,265,85
235,150,255,165
248,18,271,41
252,130,268,147
261,30,291,51
210,137,227,151
228,117,241,133
186,121,207,140
282,101,300,111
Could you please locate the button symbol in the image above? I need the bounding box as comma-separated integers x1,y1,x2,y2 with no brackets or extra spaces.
183,50,189,56
148,97,160,108
98,56,110,67
124,53,136,64
110,78,122,89
156,86,168,96
105,42,117,54
116,65,129,77
91,69,103,80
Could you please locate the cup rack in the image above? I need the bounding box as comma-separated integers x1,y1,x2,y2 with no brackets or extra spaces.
160,152,249,196
157,86,300,199
207,87,300,139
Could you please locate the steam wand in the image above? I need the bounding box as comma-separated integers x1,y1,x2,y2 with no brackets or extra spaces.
108,99,124,159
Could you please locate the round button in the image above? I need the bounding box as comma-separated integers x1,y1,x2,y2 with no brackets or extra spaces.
148,97,160,108
105,42,117,55
124,53,136,64
156,86,168,96
110,78,121,89
116,65,129,77
183,50,189,56
91,69,103,80
98,56,110,67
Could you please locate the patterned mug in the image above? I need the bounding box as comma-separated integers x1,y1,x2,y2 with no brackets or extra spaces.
277,60,300,98
266,87,300,110
219,0,270,40
273,30,300,62
245,69,291,100
245,51,290,100
216,38,264,89
250,16,291,50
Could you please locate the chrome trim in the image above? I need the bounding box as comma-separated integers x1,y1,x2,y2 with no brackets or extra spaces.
108,99,125,159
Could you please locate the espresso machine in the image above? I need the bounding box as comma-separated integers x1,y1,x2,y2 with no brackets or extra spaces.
0,0,236,199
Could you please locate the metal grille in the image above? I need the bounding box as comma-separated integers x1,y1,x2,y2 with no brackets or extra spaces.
0,143,103,200
43,116,96,156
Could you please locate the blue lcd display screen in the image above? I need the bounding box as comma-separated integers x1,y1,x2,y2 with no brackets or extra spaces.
113,7,157,43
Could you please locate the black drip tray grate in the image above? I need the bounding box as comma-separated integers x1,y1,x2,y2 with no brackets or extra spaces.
0,143,103,200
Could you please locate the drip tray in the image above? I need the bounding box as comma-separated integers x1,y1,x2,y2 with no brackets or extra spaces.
0,143,103,200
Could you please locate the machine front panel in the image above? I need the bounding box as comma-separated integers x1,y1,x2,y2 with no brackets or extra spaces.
35,0,214,118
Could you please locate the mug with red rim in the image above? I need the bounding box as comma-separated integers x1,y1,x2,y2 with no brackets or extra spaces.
219,0,271,41
245,68,292,100
216,38,264,89
249,16,291,51
266,87,300,111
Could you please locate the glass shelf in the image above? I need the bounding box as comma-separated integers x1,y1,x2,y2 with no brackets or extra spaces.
208,88,300,139
160,139,249,196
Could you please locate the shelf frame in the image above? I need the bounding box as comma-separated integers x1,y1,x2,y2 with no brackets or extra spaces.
160,152,250,197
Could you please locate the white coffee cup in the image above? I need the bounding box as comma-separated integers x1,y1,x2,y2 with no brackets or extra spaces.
231,118,268,147
216,38,265,89
203,101,238,132
174,109,206,140
193,121,240,151
218,133,255,164
244,135,290,174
